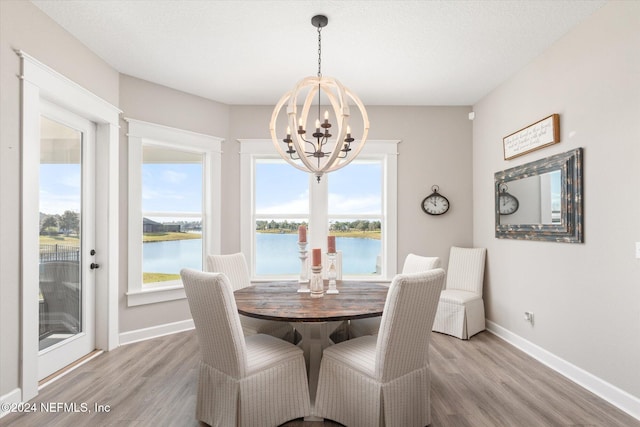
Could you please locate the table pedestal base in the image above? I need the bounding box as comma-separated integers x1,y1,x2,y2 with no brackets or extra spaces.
293,321,342,420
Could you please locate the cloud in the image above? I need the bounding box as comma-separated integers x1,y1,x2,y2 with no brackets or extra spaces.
257,190,309,214
256,191,380,216
161,170,188,184
142,188,185,201
328,193,380,215
39,190,80,215
58,171,81,189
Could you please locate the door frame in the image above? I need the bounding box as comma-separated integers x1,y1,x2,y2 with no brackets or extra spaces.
19,50,121,401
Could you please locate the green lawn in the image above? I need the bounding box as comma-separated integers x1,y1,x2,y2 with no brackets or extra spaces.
143,232,201,242
143,272,181,283
257,229,381,240
330,230,381,240
40,232,202,244
39,235,80,246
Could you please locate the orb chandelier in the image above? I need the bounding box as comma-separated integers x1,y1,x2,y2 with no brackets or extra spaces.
269,14,370,182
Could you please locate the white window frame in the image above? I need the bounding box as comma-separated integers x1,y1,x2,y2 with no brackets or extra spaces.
126,119,222,306
239,139,399,281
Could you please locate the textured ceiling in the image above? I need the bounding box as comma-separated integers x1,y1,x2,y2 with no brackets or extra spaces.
31,0,605,106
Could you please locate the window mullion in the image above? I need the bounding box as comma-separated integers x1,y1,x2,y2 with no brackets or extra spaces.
309,174,328,252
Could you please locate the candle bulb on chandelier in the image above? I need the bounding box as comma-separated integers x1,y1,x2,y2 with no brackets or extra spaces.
286,126,291,139
315,119,321,132
346,125,352,139
298,118,304,132
324,110,329,124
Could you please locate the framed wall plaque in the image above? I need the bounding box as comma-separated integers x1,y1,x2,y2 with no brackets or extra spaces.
503,114,560,160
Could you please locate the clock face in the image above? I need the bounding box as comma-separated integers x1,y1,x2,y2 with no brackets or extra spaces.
422,193,450,215
499,193,519,215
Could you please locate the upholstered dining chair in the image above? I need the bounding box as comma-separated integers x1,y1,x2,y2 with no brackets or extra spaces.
348,253,441,338
432,246,487,339
207,253,293,341
314,269,445,427
180,268,310,427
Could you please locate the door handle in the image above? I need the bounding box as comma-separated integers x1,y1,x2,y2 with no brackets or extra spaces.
90,263,100,270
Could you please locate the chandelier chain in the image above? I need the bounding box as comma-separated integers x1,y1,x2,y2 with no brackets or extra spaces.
317,25,322,78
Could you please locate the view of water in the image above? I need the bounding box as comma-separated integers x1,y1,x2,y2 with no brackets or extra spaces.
256,233,381,275
143,238,202,274
142,234,381,276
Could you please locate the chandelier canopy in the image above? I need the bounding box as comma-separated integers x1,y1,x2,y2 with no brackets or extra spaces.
270,14,369,182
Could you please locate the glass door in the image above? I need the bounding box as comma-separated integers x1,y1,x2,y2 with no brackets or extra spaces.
38,102,96,380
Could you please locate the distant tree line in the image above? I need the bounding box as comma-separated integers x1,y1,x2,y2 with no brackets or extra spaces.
40,210,79,236
255,220,381,233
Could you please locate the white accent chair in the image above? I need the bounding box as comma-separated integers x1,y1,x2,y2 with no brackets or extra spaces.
402,253,442,274
348,253,441,338
207,253,293,341
180,268,310,427
314,269,445,427
432,246,487,339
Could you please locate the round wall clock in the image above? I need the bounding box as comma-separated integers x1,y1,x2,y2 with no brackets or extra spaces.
421,185,450,215
498,184,519,215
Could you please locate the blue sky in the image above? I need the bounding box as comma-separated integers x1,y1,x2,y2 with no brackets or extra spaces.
255,160,382,215
40,159,381,217
142,163,202,212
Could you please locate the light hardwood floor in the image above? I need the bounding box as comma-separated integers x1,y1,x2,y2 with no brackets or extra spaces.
3,330,638,426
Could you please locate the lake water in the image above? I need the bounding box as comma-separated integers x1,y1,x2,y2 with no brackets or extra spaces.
143,234,381,276
255,233,381,275
143,239,203,274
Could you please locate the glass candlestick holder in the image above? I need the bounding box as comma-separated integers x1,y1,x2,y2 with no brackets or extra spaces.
326,252,338,294
310,265,324,298
297,242,310,293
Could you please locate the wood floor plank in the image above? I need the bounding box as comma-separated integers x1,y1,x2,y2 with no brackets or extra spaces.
2,330,638,426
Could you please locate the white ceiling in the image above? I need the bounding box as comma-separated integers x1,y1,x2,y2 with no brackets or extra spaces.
31,0,606,106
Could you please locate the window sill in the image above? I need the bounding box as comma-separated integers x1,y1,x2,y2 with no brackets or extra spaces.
126,284,186,307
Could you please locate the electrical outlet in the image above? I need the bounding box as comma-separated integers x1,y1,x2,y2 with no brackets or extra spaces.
636,242,640,259
524,311,534,325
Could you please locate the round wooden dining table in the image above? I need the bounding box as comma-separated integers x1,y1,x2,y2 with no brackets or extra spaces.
234,280,389,416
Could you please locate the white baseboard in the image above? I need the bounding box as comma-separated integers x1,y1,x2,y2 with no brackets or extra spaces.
486,320,640,421
0,388,22,419
119,319,194,346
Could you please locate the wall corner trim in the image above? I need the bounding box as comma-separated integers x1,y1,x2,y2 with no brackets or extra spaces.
486,320,640,421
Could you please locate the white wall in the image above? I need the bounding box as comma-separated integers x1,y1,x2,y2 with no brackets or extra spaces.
0,0,120,398
473,0,640,400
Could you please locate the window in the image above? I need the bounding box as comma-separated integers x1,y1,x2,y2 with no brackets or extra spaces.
127,119,222,306
240,139,398,281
